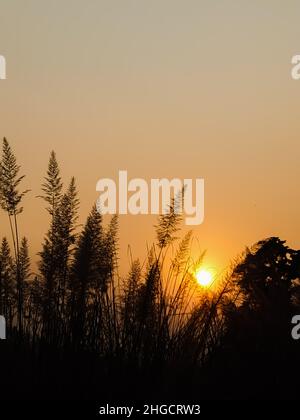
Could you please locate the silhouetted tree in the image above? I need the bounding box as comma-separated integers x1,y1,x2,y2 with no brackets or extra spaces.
233,237,300,311
216,238,300,398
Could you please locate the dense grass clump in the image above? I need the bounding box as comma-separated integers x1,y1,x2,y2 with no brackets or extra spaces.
1,138,300,400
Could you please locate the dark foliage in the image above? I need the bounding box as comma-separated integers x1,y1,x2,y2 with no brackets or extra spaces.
0,138,300,400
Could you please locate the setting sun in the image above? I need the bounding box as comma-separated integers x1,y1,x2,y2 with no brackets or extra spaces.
195,269,214,287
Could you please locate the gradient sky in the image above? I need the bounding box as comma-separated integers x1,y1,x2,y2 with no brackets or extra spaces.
1,0,300,275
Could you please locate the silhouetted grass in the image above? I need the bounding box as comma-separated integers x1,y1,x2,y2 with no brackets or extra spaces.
1,138,300,400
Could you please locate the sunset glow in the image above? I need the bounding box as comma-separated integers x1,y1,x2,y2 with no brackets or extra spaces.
195,268,214,287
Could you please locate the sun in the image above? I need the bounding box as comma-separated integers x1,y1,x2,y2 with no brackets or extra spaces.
195,268,214,287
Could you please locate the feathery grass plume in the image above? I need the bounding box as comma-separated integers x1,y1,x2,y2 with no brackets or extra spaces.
100,214,119,353
130,190,186,363
165,231,194,309
101,214,119,289
69,205,103,349
121,259,142,353
82,214,119,354
39,176,79,344
154,233,194,358
54,177,79,323
0,138,29,334
155,190,183,249
171,230,193,274
38,151,63,215
132,246,162,362
0,138,29,216
38,152,63,339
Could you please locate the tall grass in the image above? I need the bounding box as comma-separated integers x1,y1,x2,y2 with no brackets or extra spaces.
1,138,299,400
0,139,233,370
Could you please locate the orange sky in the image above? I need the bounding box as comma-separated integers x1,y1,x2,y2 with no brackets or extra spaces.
1,1,300,275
